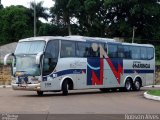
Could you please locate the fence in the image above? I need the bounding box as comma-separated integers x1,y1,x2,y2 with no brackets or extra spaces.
0,65,11,86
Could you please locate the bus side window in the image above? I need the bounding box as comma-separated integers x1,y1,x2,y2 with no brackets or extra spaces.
61,41,76,57
140,47,147,60
76,42,90,57
108,44,118,58
147,47,154,60
90,43,99,57
104,44,108,55
131,46,140,59
123,46,131,59
118,45,124,58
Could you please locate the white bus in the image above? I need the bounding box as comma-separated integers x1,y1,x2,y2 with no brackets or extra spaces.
4,36,155,96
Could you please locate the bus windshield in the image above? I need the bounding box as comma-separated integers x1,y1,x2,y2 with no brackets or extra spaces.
13,41,46,76
15,41,45,55
13,55,40,76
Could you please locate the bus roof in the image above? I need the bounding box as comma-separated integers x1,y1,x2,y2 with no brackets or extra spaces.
19,36,154,48
19,36,115,42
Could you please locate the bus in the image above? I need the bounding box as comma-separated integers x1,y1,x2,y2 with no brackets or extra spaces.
4,36,155,96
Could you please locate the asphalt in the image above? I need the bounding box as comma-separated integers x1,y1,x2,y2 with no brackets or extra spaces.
0,87,160,120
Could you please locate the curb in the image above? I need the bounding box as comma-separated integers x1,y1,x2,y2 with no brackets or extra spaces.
145,85,160,88
144,92,160,101
0,85,11,88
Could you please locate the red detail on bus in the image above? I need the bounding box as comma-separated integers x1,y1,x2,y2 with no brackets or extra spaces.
92,59,103,85
106,58,123,84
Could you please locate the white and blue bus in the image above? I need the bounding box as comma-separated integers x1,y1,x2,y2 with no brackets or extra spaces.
4,36,155,95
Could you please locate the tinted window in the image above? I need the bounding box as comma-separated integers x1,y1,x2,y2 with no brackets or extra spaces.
118,45,124,58
61,41,76,57
131,46,140,59
147,47,154,60
123,45,131,59
45,40,59,58
43,40,59,75
104,44,108,54
140,47,147,60
76,42,90,57
108,44,118,58
90,43,100,57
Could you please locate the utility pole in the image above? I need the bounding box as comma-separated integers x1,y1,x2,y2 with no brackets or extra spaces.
34,0,36,37
132,26,137,43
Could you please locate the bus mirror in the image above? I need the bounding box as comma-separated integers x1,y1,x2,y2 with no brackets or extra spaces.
36,52,44,64
4,53,14,65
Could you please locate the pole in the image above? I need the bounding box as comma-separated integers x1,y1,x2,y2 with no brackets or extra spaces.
34,0,36,37
132,26,136,43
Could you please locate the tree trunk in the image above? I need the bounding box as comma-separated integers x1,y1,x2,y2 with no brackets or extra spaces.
68,22,72,35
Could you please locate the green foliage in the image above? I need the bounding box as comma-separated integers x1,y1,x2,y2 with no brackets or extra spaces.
0,1,160,54
104,0,160,40
155,45,160,62
50,0,72,35
0,4,3,9
0,5,33,44
0,1,51,44
38,23,68,36
51,0,160,41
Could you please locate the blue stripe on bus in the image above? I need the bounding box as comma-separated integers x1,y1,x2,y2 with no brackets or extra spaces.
43,69,86,81
56,69,86,77
124,69,154,74
43,69,154,81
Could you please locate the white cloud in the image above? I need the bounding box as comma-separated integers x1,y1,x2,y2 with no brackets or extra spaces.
2,0,54,8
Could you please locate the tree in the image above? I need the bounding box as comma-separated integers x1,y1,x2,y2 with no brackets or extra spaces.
30,1,49,21
50,0,74,35
104,0,160,41
38,23,68,36
71,0,109,37
51,0,160,41
0,5,33,43
0,0,3,9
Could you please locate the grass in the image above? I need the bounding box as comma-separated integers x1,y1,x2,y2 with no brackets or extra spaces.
156,61,160,65
147,90,160,96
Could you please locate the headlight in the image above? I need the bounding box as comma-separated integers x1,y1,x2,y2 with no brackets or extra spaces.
31,77,40,84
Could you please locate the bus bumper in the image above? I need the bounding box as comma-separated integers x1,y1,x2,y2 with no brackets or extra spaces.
12,83,41,91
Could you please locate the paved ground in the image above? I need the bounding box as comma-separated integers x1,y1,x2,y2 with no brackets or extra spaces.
0,87,160,115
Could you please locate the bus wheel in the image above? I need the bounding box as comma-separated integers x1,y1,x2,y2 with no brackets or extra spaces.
133,80,141,91
37,91,43,96
125,79,132,91
62,80,69,95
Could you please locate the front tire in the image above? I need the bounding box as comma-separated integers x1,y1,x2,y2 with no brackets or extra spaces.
37,91,43,96
62,80,69,95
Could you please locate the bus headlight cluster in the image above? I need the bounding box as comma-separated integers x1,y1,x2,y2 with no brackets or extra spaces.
31,77,40,84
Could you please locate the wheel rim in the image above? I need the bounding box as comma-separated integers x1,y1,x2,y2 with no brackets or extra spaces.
67,84,69,90
126,81,131,90
135,81,140,90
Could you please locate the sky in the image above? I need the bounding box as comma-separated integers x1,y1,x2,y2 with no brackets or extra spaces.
1,0,54,8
